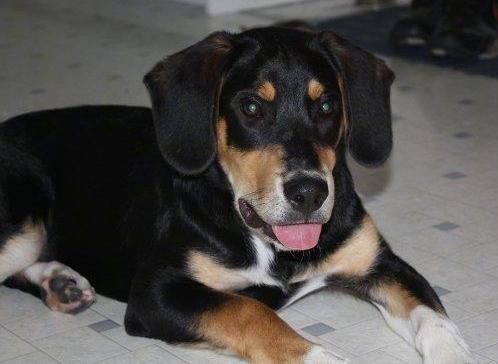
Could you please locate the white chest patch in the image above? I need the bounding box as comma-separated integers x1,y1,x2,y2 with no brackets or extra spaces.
188,235,281,291
238,235,281,288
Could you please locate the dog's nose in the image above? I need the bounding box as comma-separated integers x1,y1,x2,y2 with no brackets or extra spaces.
283,176,328,215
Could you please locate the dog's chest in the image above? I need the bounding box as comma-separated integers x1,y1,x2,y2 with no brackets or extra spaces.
188,236,284,291
237,235,281,288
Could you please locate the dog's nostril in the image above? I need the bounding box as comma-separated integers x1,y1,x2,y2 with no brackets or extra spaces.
284,176,328,215
294,194,305,204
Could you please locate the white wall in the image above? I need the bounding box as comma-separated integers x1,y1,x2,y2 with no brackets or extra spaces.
174,0,305,15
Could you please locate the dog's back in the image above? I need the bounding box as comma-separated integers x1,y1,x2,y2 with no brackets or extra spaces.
0,105,166,300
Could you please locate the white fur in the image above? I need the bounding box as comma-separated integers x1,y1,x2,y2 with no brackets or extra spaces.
376,304,475,363
374,303,415,344
23,261,91,290
283,277,327,308
303,345,348,363
238,235,281,287
0,221,45,283
412,306,476,364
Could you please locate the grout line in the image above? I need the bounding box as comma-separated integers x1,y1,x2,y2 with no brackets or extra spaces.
153,344,190,364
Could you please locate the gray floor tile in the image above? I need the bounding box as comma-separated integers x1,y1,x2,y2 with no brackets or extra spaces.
433,221,460,231
88,319,121,333
301,322,335,336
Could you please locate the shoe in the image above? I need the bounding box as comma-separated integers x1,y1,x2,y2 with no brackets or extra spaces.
389,0,437,47
428,0,497,58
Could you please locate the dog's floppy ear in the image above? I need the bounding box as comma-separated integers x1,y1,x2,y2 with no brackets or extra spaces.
319,32,395,167
144,32,233,175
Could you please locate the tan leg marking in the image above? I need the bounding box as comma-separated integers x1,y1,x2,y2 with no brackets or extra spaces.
257,81,276,102
293,215,380,281
308,79,325,101
199,294,313,363
0,219,46,283
372,283,421,318
216,117,283,198
188,251,251,291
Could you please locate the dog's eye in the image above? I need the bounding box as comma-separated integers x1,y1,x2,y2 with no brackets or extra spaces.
241,100,262,117
319,99,334,115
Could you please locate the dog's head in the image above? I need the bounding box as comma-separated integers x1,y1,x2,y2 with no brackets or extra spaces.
144,26,394,251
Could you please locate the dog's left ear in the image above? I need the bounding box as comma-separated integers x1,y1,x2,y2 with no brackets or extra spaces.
318,32,395,167
144,32,233,175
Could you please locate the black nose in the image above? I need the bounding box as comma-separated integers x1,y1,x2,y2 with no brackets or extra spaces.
283,176,328,215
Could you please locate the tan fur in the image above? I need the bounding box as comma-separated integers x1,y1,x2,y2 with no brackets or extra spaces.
292,215,380,282
371,283,421,318
188,251,251,291
199,294,313,363
0,219,46,283
308,79,325,101
336,76,348,145
216,117,283,200
257,81,276,102
314,145,336,173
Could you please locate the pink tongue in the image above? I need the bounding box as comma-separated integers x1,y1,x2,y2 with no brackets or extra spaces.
271,224,322,250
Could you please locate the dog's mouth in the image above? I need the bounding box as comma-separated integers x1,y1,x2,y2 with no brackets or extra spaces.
238,199,322,251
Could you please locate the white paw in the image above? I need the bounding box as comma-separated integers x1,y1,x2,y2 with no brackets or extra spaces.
303,345,349,363
416,316,476,364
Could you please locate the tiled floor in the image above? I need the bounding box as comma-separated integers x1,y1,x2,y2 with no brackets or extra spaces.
1,0,498,363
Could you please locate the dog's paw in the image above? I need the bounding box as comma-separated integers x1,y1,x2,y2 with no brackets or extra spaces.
41,274,96,314
416,316,476,364
303,345,349,363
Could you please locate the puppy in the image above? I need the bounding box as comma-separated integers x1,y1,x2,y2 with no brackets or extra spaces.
0,26,475,363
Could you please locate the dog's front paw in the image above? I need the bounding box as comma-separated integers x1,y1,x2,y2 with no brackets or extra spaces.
416,316,476,364
303,345,349,363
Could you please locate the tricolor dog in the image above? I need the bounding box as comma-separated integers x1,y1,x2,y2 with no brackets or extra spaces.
0,26,475,363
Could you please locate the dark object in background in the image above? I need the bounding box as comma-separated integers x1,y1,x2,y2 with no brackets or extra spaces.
390,0,497,58
316,5,498,78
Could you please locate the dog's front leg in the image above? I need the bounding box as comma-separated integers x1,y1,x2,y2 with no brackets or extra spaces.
343,247,475,363
124,270,345,363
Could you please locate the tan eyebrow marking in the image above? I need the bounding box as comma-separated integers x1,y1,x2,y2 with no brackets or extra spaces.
308,79,325,101
257,81,276,102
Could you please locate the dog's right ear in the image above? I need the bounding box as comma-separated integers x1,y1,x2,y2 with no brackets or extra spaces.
144,32,233,175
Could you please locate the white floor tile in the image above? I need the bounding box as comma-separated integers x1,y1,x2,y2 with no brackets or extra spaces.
33,327,128,363
381,341,422,363
449,242,498,272
458,310,498,351
0,327,36,362
91,295,127,325
157,342,246,363
100,345,185,363
479,343,498,361
3,308,106,342
443,281,498,315
320,318,403,356
351,350,405,364
101,326,162,351
1,350,59,364
411,258,493,291
292,291,380,329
